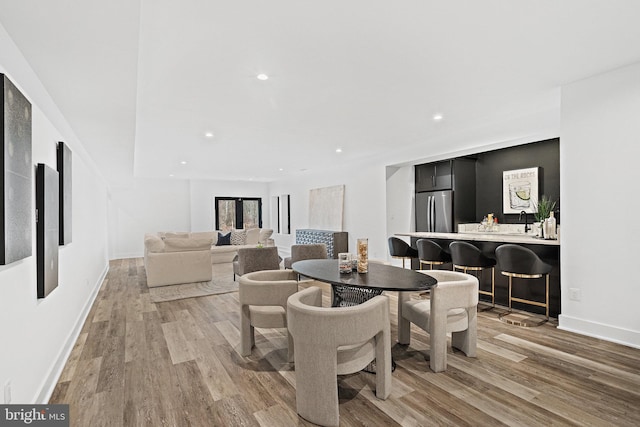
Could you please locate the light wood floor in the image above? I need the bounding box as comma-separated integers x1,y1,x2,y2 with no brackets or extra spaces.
50,258,640,426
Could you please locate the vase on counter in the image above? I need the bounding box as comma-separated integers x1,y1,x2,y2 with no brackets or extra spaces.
544,211,557,239
532,221,542,237
357,238,368,273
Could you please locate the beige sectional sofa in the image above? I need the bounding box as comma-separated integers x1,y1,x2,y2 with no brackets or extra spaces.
144,233,214,287
143,228,274,287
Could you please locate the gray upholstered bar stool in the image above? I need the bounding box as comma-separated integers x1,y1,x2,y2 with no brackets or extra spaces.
416,239,452,270
495,244,553,320
449,241,496,307
388,237,419,269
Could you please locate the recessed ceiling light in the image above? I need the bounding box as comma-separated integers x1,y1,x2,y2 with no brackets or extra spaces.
433,113,444,121
257,73,269,81
169,174,174,177
180,161,187,165
279,168,284,171
205,132,214,138
336,148,343,153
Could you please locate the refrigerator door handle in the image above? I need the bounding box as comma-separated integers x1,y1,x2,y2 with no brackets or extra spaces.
430,196,435,232
426,196,431,232
427,196,434,232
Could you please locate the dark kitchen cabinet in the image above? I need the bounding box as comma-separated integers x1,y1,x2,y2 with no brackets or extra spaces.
415,160,452,192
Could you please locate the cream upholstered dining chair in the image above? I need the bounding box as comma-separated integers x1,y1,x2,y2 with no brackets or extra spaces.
287,286,392,427
398,270,479,373
238,270,299,362
284,243,328,269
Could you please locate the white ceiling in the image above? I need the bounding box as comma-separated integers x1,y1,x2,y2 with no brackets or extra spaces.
1,1,640,186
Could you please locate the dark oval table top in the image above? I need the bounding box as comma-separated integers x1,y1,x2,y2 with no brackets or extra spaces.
292,259,436,292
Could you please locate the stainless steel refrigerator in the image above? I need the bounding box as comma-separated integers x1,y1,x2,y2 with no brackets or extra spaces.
416,190,454,232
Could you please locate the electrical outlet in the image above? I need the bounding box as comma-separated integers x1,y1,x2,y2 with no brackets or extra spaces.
569,288,582,301
4,380,11,404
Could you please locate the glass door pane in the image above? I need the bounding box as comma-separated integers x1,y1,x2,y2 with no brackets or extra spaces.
217,199,236,232
243,200,260,229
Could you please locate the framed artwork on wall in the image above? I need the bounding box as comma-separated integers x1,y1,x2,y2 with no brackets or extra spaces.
57,141,72,245
36,163,59,298
279,194,290,234
309,185,344,231
1,74,33,265
502,167,539,214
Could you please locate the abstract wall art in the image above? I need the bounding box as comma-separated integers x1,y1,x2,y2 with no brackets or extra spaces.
36,163,59,298
57,141,72,245
1,74,32,265
309,185,344,231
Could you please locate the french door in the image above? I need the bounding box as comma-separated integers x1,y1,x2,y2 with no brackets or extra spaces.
215,197,262,232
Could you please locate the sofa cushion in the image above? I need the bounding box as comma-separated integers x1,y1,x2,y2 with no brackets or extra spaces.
245,228,261,245
145,236,165,253
230,229,247,245
216,232,231,246
164,232,189,239
164,237,213,252
189,231,216,241
259,229,273,244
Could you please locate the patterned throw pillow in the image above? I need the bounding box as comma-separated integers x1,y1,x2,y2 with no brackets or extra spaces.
230,229,247,245
216,232,231,246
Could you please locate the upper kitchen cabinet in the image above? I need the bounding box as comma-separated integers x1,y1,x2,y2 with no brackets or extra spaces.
415,160,452,192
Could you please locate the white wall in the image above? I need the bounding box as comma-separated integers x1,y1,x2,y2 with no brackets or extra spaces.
385,165,415,261
268,159,390,261
559,62,640,347
108,178,191,259
1,22,109,403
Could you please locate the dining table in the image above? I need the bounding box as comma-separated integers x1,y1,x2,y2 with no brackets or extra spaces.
292,259,437,344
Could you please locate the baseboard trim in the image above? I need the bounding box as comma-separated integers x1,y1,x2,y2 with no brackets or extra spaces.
112,252,142,260
558,314,640,350
34,262,110,403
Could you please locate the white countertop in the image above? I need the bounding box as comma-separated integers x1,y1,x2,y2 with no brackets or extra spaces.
398,231,560,246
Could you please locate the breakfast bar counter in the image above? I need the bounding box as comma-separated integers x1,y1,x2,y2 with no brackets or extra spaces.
397,231,560,246
396,231,561,318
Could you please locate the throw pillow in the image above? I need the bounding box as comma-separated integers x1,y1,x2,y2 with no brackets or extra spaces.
230,229,247,245
216,232,231,246
244,228,261,245
259,229,273,244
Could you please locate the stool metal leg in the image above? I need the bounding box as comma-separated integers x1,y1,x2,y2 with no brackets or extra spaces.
491,267,495,306
545,274,549,320
508,276,513,312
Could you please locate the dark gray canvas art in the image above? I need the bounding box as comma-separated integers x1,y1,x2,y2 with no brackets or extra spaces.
1,74,32,265
57,141,72,245
36,163,59,298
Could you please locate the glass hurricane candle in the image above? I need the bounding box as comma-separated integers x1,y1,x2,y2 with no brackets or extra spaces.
357,238,368,273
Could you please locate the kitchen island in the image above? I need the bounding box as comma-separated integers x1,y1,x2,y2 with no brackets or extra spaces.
397,232,561,318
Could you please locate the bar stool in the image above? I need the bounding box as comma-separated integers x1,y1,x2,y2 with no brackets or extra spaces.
449,241,496,307
416,239,451,270
388,237,419,269
495,244,553,320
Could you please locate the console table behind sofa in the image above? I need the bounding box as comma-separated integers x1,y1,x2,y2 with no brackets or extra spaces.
295,229,348,259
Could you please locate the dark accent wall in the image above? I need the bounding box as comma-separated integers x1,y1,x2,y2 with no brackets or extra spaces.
475,138,560,224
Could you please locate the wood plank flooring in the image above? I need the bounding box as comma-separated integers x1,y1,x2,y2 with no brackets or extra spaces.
50,258,640,426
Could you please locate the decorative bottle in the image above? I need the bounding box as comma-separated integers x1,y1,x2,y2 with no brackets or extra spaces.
546,211,557,239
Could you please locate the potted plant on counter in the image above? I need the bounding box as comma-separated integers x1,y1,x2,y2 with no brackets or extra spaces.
532,195,557,237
